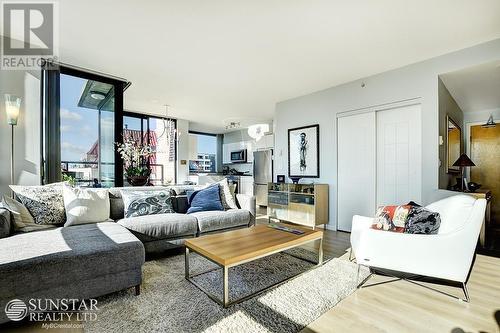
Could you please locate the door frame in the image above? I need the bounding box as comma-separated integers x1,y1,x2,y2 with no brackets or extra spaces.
465,118,500,180
336,98,422,231
41,62,128,186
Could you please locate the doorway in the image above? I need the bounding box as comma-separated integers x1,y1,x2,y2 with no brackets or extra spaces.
470,123,500,247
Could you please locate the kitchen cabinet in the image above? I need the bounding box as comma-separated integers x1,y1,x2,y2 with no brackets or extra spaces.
222,141,256,164
254,134,274,151
239,176,254,196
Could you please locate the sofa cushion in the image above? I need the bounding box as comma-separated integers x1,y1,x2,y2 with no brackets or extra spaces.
0,208,11,238
0,222,144,297
0,196,34,230
117,213,198,239
121,189,175,218
192,209,251,233
372,205,411,233
404,206,441,234
172,195,188,214
10,183,65,225
63,186,111,227
187,184,224,214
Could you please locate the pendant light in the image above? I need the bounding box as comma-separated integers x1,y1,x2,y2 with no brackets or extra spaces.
482,114,496,128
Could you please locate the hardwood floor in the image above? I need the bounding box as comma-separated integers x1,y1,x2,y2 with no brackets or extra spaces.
257,209,500,332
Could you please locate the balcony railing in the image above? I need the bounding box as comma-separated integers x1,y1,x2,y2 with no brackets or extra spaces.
61,161,165,186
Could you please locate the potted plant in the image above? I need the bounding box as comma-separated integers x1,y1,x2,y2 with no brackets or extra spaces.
116,139,155,186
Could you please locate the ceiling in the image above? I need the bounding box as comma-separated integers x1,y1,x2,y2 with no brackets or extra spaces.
440,60,500,113
56,0,500,133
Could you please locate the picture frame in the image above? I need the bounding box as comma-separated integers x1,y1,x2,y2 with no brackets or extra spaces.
446,115,462,174
288,124,319,178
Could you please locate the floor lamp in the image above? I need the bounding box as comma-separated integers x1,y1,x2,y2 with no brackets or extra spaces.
4,94,21,194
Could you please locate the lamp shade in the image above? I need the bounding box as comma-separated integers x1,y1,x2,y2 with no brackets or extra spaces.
452,153,475,167
4,94,21,125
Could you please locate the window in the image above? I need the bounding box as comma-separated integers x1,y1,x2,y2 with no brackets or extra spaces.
189,132,217,173
41,63,126,187
123,113,177,185
59,74,115,187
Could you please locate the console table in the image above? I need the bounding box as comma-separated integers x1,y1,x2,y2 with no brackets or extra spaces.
468,190,492,248
267,183,329,229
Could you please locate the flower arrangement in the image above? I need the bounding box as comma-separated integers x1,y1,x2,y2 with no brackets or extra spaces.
116,139,155,182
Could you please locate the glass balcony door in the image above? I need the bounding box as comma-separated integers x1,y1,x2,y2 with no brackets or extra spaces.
123,113,177,185
59,74,116,187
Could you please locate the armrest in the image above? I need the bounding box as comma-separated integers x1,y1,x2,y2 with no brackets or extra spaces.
350,215,374,257
0,208,12,238
352,215,374,231
236,194,256,226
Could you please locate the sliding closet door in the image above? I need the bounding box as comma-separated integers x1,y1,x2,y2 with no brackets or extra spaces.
337,112,376,231
376,104,421,206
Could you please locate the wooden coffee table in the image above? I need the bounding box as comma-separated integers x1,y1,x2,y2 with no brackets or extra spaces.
184,224,323,307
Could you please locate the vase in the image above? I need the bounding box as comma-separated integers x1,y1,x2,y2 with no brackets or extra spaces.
127,175,149,186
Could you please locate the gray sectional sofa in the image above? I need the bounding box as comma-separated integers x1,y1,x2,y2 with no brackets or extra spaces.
0,185,256,324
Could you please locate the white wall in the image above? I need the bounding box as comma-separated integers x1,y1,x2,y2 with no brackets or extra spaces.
274,38,500,230
0,69,41,196
176,119,190,183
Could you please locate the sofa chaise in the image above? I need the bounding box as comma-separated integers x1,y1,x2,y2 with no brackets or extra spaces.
0,185,256,324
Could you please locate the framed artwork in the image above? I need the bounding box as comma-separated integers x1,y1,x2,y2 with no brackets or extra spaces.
288,124,319,178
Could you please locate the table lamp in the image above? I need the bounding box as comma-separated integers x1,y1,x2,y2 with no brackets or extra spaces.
452,153,475,191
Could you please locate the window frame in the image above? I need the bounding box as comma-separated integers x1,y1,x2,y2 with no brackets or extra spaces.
188,130,218,174
41,62,127,186
123,111,178,184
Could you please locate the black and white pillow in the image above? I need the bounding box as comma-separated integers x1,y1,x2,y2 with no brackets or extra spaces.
9,183,66,225
121,190,175,218
405,206,441,234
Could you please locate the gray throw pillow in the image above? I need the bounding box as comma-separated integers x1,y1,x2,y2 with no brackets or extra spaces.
121,189,175,218
9,184,65,225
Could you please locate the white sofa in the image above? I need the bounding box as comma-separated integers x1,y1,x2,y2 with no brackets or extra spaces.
350,195,487,301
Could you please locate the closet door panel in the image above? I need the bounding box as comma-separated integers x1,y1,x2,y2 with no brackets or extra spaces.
376,104,421,206
337,112,376,232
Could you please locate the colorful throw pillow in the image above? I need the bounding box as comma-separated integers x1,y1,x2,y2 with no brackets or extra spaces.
405,206,441,234
121,189,175,218
9,183,66,225
187,184,224,214
372,205,412,233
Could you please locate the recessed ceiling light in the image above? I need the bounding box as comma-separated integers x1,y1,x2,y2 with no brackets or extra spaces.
90,91,106,100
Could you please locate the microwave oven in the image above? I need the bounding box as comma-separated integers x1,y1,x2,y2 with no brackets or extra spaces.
230,149,247,163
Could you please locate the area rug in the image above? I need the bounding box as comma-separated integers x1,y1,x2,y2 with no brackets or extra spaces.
84,249,368,333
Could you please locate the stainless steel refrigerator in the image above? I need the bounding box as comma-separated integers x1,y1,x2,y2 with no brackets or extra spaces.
253,149,273,207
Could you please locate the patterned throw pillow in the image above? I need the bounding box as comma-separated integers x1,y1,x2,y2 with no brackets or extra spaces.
216,178,238,210
9,184,66,225
121,190,175,218
372,205,412,233
405,206,441,234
